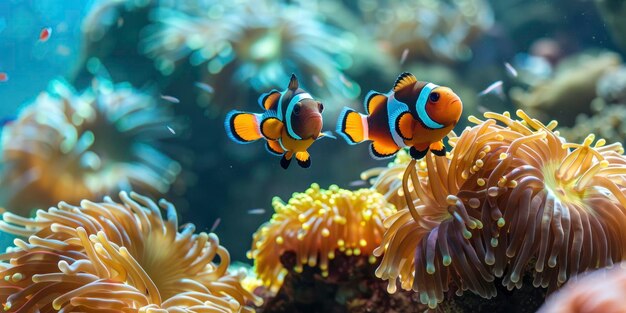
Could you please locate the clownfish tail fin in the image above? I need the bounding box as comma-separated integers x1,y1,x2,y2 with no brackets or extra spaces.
336,107,368,145
225,110,263,144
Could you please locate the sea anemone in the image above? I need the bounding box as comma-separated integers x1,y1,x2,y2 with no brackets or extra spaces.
538,264,626,313
248,183,395,292
373,109,626,308
477,111,626,292
372,119,499,309
141,0,359,111
0,78,181,215
0,191,260,312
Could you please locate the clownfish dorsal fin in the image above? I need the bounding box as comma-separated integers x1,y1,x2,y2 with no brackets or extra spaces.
393,72,417,92
288,74,299,90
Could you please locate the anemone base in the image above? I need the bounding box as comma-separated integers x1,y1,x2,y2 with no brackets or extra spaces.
439,270,546,313
255,251,425,313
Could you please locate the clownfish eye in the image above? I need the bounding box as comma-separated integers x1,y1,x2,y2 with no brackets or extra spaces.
293,105,301,116
429,92,440,103
318,102,324,113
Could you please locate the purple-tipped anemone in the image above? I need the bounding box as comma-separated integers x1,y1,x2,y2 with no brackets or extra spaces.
372,109,626,308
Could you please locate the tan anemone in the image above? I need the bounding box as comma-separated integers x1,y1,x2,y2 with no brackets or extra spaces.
373,119,501,308
0,191,259,312
0,79,181,215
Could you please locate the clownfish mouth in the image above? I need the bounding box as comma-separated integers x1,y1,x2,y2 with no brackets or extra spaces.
304,113,323,139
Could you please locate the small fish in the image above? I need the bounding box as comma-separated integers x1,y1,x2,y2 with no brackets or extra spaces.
194,81,214,94
348,179,368,187
339,74,353,88
312,75,324,87
167,126,176,134
39,27,52,42
337,72,463,160
0,72,8,82
478,81,504,97
400,48,409,65
504,62,518,77
225,74,327,169
117,17,124,28
210,218,221,232
160,94,180,103
248,208,266,215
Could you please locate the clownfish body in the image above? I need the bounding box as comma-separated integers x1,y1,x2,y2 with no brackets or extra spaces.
337,72,462,159
225,74,328,169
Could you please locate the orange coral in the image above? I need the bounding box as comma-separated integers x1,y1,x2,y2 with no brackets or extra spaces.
0,191,259,312
0,79,181,215
373,110,626,308
248,184,395,292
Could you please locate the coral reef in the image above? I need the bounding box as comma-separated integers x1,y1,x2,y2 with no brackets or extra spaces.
0,191,259,312
373,110,626,309
511,51,622,126
0,78,181,215
555,67,626,145
597,66,626,104
248,184,395,292
538,264,626,313
559,100,626,145
141,0,360,111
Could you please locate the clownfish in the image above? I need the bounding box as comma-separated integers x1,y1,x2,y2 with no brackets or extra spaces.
225,74,330,169
337,72,462,160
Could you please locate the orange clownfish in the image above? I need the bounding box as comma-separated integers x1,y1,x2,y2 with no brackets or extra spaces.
337,72,462,160
225,74,331,169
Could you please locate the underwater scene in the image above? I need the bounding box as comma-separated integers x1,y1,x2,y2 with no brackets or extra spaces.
1,0,626,312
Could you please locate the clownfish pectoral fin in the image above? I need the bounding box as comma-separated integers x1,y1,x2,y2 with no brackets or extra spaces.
393,72,417,92
395,111,415,141
409,145,430,160
225,111,263,144
295,151,311,168
337,107,368,145
265,140,285,156
364,91,387,115
280,152,293,169
317,130,336,140
260,112,283,140
369,141,399,160
258,89,281,110
430,141,446,156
